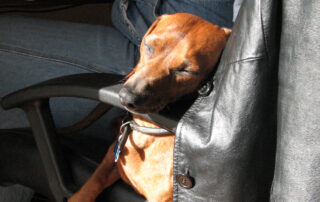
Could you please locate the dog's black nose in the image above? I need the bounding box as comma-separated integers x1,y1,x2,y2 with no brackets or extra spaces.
119,87,145,110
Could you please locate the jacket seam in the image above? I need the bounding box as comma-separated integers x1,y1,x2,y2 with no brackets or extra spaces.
213,54,265,137
227,55,265,65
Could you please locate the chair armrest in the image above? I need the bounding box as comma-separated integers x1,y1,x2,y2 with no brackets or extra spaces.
1,73,188,132
1,73,124,110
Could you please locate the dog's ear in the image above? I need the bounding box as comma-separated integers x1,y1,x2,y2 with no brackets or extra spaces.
221,27,232,39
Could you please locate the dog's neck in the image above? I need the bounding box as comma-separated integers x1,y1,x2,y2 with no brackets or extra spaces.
133,115,160,129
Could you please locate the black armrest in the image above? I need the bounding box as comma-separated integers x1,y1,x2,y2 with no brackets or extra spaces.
1,73,184,132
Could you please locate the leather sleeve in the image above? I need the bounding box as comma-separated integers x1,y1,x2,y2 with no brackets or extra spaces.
271,1,320,201
173,0,281,201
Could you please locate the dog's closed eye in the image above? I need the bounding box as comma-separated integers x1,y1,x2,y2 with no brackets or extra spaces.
171,67,191,75
170,61,199,76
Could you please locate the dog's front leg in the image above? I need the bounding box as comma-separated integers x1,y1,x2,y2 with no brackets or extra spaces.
68,142,120,202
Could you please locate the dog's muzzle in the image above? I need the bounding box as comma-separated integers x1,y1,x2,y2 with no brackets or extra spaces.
119,87,148,111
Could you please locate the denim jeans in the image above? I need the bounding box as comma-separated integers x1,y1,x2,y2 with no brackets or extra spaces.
112,0,235,46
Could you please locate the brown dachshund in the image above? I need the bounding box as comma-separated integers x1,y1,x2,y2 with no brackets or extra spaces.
68,13,230,202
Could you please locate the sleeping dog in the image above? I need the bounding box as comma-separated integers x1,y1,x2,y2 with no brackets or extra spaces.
69,13,230,202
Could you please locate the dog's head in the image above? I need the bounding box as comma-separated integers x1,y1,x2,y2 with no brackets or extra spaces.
119,13,231,113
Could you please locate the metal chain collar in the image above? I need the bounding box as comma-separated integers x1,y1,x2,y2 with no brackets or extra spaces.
113,118,172,162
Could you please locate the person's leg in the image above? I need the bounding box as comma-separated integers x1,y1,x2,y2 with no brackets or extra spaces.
160,0,235,28
112,0,235,50
0,15,138,136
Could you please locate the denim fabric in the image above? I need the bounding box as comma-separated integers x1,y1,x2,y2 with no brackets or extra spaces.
112,0,235,46
112,0,160,45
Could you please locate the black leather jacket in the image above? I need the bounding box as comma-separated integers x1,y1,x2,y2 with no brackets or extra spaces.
173,0,320,201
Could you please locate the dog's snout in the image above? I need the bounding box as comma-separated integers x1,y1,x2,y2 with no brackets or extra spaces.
119,87,146,110
119,87,135,109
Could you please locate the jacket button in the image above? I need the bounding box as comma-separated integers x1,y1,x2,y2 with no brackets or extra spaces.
176,174,194,189
198,81,213,96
